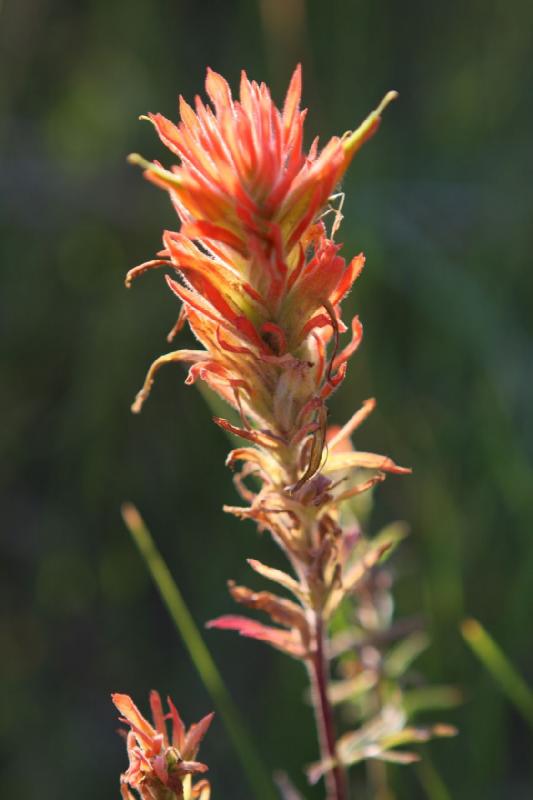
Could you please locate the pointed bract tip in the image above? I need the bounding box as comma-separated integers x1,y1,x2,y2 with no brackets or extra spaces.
342,89,399,162
433,723,458,738
131,397,144,414
200,711,215,730
127,152,152,169
393,465,413,475
376,90,399,116
289,63,302,95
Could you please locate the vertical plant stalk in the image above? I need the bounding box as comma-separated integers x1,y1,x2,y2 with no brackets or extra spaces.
308,612,347,800
125,66,432,794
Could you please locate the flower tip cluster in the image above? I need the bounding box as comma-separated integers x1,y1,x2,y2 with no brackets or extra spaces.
126,65,398,440
112,691,213,800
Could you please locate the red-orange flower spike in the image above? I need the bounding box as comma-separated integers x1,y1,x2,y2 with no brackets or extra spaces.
137,67,395,256
128,66,395,303
123,68,432,798
128,68,397,428
112,691,213,800
134,66,337,248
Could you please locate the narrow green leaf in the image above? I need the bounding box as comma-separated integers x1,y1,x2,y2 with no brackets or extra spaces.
247,558,307,603
403,685,463,716
384,630,430,678
380,724,456,750
121,502,276,800
461,617,533,728
328,670,378,705
416,755,453,800
371,749,420,765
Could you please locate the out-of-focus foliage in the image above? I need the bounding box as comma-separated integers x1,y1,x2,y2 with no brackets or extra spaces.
1,1,532,798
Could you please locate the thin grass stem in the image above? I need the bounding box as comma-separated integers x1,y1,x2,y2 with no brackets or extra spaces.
461,617,533,728
416,754,453,800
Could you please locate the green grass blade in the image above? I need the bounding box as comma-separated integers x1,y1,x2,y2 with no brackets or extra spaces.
416,755,453,800
461,617,533,728
122,502,277,800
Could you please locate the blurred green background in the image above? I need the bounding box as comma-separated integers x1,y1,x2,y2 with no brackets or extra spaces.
1,0,532,797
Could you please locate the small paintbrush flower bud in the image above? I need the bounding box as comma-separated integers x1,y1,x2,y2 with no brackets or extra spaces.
112,691,213,800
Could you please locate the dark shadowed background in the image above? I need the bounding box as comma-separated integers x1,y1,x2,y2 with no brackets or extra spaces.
1,0,532,797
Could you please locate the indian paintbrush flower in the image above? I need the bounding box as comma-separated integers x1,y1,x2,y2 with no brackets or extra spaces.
126,66,454,799
112,691,213,800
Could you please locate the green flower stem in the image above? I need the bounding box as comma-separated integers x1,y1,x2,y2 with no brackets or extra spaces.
122,502,277,800
461,617,533,728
